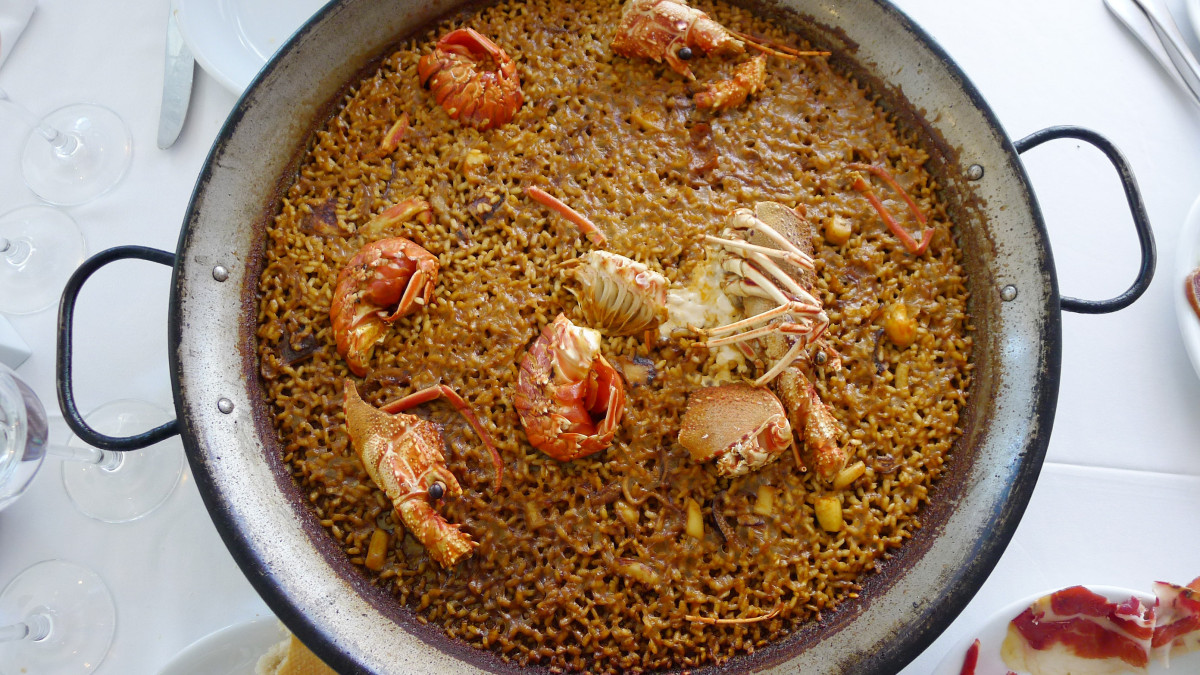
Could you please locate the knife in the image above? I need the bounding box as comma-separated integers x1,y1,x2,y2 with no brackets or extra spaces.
1109,0,1200,109
157,9,195,149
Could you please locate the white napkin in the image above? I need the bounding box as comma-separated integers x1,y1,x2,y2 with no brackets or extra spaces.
0,0,36,71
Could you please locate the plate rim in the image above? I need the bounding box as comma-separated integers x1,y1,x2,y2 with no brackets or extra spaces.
171,0,253,93
1174,193,1200,382
170,0,325,94
156,614,286,675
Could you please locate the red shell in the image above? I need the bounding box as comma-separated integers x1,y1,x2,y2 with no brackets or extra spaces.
418,28,523,130
330,236,438,376
513,314,626,462
1187,267,1200,320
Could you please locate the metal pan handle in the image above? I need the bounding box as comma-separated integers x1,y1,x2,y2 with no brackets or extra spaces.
56,246,181,451
1015,125,1156,314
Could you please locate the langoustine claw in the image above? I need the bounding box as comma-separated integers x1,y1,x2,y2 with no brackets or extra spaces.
678,383,793,477
695,54,766,110
610,0,745,80
514,314,626,461
331,229,438,377
343,380,503,568
562,250,669,336
418,28,523,130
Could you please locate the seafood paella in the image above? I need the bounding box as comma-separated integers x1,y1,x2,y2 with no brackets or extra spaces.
254,0,974,670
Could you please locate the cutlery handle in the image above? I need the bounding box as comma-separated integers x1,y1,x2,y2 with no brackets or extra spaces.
1129,0,1200,103
56,246,181,451
1015,126,1156,315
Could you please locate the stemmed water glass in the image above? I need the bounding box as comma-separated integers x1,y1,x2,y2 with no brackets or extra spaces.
0,204,87,315
0,366,116,673
0,87,132,206
0,363,183,525
0,560,116,674
59,398,184,524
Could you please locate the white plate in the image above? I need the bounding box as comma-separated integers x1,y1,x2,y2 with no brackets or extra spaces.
171,0,327,93
157,615,288,675
932,585,1200,675
1176,194,1200,381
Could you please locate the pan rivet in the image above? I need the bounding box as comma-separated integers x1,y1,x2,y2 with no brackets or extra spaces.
217,398,234,414
212,266,230,282
967,164,984,181
1001,285,1018,301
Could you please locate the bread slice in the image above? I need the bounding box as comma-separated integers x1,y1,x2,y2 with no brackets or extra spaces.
256,633,339,675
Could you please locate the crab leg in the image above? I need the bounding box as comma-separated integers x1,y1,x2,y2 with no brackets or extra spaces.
848,163,932,255
700,319,825,345
744,250,823,307
720,257,823,312
726,208,813,261
753,339,807,387
526,186,607,246
704,234,813,269
380,385,504,490
701,301,825,339
721,258,790,305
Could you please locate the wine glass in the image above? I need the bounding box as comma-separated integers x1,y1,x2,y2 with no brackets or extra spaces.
0,369,116,673
0,362,47,510
0,560,116,674
0,363,183,525
0,87,132,206
60,398,184,524
0,204,87,315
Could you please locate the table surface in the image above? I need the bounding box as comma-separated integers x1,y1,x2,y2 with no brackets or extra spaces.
2,0,1199,673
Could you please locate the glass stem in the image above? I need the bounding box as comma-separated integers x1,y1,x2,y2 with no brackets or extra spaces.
0,86,78,154
0,622,28,643
46,444,123,472
1,237,34,267
0,613,51,643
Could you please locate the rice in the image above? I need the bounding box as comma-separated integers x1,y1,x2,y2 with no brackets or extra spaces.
254,0,973,671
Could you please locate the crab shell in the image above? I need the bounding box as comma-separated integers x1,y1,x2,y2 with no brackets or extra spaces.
678,383,793,477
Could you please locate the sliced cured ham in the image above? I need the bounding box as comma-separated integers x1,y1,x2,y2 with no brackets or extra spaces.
1000,586,1155,675
1152,577,1200,666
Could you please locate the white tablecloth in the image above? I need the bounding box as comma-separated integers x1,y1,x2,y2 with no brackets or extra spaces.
1,0,1198,673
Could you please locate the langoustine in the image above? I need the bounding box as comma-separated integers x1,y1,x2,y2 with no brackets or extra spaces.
330,224,438,376
561,250,669,336
609,0,746,80
418,28,523,130
343,380,503,568
513,314,626,462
